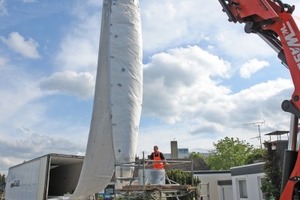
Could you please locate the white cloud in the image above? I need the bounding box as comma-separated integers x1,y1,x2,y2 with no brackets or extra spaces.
56,37,98,72
140,0,274,61
234,78,291,101
0,133,83,157
55,4,101,73
139,77,292,154
0,0,7,15
39,71,95,99
139,43,292,153
239,59,270,78
141,0,217,52
0,131,86,174
0,56,7,66
1,32,40,59
0,70,42,124
143,45,231,124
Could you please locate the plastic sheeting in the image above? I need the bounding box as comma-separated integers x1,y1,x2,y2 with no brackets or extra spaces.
70,0,142,199
138,169,166,185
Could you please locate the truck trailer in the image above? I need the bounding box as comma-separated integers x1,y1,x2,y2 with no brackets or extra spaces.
5,153,84,200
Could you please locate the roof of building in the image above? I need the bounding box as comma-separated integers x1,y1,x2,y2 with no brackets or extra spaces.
265,130,289,136
230,162,265,176
164,158,210,171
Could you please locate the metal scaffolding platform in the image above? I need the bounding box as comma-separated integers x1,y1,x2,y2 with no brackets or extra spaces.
117,184,196,200
114,156,198,200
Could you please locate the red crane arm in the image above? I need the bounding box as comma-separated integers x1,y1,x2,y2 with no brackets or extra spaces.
218,0,300,199
219,0,300,116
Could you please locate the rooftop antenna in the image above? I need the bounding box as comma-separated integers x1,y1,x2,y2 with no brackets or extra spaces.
243,120,266,149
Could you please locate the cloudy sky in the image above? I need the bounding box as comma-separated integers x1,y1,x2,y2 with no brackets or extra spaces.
0,0,299,174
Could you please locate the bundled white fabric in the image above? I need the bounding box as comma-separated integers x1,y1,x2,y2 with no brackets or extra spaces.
70,0,143,199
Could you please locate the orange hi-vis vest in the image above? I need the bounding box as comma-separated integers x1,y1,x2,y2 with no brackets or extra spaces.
153,152,164,169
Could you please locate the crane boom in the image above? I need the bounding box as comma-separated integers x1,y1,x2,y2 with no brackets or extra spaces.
218,0,300,199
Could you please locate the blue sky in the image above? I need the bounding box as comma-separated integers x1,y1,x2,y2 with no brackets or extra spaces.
0,0,299,174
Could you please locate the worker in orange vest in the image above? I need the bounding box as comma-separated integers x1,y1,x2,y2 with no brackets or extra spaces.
149,145,166,169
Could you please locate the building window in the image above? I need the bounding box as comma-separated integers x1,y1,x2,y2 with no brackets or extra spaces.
238,179,248,199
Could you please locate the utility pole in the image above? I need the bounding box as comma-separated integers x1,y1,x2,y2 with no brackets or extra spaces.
243,120,266,149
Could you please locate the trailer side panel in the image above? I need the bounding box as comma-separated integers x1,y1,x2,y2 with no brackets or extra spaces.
5,156,48,200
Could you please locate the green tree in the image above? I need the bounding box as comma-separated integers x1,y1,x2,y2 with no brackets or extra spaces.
261,147,281,200
205,137,255,170
0,173,5,193
189,152,205,160
0,173,5,186
166,169,200,200
246,148,266,164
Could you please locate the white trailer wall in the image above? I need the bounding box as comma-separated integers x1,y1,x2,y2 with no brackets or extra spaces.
5,156,48,200
5,154,84,200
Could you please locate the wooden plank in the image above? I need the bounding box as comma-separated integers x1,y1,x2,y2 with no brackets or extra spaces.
121,184,193,191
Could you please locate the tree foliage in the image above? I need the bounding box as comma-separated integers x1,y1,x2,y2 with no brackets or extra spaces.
0,173,5,192
167,169,200,186
189,152,205,160
261,147,281,200
246,148,266,164
166,169,200,200
205,137,263,170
